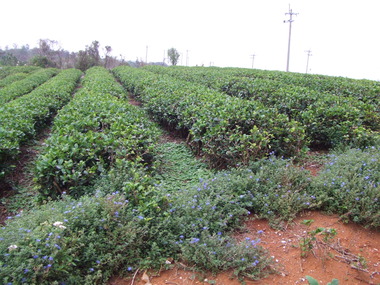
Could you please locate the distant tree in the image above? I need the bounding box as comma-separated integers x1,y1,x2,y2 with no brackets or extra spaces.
87,41,100,66
167,48,180,66
104,45,112,68
29,55,56,68
75,41,101,71
0,52,19,66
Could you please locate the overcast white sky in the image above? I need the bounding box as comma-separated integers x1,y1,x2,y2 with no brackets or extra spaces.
2,0,380,80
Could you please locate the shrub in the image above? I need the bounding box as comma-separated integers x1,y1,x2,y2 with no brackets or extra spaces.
0,193,147,285
311,147,380,228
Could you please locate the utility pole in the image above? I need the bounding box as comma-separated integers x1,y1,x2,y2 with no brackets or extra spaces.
305,49,312,73
163,50,166,64
250,54,256,68
186,50,189,66
145,45,148,64
284,5,298,72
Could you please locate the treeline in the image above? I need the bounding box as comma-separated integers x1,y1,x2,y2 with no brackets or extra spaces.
0,39,131,71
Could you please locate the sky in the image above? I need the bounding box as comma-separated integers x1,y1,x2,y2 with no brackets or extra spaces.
1,0,380,81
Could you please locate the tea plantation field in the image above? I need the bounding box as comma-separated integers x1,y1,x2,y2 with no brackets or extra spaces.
0,65,379,284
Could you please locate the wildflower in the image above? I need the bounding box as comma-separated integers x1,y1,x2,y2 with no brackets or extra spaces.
8,244,18,251
127,267,133,271
89,268,94,272
53,221,67,229
190,238,200,244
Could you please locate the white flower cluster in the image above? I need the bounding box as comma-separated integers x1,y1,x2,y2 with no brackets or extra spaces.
53,221,67,229
8,244,18,251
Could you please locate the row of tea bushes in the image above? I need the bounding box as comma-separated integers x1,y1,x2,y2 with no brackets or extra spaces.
0,65,41,80
35,67,161,198
145,66,380,149
0,68,59,105
0,69,83,180
113,66,307,167
0,72,28,88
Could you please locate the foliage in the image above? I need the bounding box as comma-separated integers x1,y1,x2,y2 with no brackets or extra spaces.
34,67,161,198
145,65,380,149
0,193,147,285
0,72,28,88
113,66,307,167
311,147,380,228
0,52,19,66
299,225,337,257
75,41,101,71
199,156,317,228
179,233,273,280
29,55,57,68
0,66,41,80
0,68,58,105
167,48,180,66
306,275,339,285
0,68,82,182
153,142,213,191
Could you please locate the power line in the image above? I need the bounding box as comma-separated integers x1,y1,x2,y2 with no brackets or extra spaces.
305,49,312,73
284,5,298,72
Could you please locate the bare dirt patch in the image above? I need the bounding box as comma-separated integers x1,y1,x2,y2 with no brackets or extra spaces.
109,211,380,285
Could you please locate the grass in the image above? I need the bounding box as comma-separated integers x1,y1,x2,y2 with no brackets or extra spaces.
153,142,214,191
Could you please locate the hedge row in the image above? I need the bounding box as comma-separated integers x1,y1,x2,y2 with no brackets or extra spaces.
35,67,160,198
0,69,83,180
0,72,28,88
0,68,59,105
145,66,380,148
113,66,307,167
0,65,41,80
146,65,380,103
